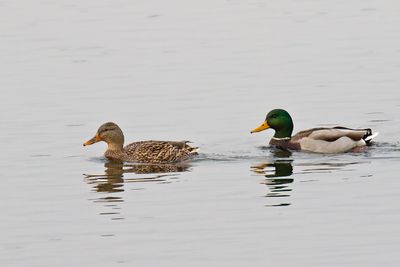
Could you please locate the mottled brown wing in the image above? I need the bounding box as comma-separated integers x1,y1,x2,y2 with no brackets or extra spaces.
124,141,196,163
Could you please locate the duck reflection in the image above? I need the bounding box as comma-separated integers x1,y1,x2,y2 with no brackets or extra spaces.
85,160,125,194
84,159,191,194
84,159,191,219
251,149,294,207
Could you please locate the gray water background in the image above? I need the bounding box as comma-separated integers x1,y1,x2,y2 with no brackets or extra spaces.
1,1,400,266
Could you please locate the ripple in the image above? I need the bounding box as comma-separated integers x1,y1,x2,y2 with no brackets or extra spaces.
368,119,391,122
30,154,52,157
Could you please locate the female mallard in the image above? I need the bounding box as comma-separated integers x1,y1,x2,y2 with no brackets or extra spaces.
251,109,378,153
83,122,198,163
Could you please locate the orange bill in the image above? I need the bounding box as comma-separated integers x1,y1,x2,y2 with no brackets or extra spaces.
83,134,102,146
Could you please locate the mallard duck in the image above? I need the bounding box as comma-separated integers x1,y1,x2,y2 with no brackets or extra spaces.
251,109,378,153
83,122,198,163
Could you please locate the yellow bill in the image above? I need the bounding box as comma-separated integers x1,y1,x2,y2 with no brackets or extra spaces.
251,121,270,133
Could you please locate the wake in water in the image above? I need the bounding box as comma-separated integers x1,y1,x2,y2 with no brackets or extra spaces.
86,140,400,168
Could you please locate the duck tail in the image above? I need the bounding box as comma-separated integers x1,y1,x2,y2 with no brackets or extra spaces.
189,147,200,155
181,140,199,155
363,129,379,145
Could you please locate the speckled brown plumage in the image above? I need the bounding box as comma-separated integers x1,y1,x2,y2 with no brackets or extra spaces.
84,122,198,163
105,140,198,163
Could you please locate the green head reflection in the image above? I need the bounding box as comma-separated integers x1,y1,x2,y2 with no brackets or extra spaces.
251,149,294,207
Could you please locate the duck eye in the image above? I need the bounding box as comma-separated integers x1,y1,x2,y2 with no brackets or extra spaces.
99,128,109,134
102,127,116,133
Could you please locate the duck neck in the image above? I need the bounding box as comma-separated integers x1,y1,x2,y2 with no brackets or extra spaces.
107,142,124,152
273,125,293,139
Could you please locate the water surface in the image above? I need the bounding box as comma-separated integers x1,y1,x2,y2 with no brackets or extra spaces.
1,1,400,266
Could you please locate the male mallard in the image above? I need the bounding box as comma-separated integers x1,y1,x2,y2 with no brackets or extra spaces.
83,122,198,163
251,109,378,153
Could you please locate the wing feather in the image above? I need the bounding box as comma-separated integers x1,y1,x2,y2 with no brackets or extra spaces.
123,140,197,163
293,127,370,142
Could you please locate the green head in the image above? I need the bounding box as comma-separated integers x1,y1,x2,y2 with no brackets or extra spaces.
251,109,294,138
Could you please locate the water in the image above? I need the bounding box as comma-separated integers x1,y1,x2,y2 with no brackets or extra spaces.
1,1,400,266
